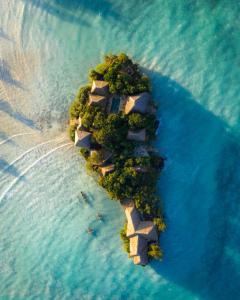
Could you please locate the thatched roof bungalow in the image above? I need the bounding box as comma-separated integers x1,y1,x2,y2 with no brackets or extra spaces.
74,130,91,148
123,201,158,242
127,129,147,142
121,200,158,266
88,94,107,108
124,92,150,115
90,149,112,166
136,221,158,241
125,204,141,237
129,235,148,257
91,80,109,96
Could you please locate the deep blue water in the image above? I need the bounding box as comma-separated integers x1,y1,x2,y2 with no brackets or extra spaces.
0,0,240,299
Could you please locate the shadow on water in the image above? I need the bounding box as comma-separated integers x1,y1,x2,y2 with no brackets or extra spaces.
146,70,240,300
0,158,24,180
0,59,24,89
0,132,15,147
0,99,37,129
22,0,122,26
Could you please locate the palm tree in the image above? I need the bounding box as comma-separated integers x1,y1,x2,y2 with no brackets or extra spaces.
148,243,163,260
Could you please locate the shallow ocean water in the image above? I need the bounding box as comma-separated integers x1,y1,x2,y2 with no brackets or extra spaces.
0,0,240,299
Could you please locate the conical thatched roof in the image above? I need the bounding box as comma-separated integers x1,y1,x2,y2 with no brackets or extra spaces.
74,130,91,148
90,149,112,166
91,80,109,96
88,94,107,107
121,200,158,266
124,92,150,114
129,235,148,257
136,221,158,241
124,203,141,237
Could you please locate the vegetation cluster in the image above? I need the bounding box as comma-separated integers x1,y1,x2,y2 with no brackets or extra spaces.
69,54,166,261
89,53,150,95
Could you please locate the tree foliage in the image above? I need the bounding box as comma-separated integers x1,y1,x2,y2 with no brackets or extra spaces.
68,125,75,142
153,217,167,232
80,148,90,159
99,167,138,200
81,106,100,130
69,86,90,119
89,53,150,95
93,113,128,150
148,243,163,260
128,113,147,130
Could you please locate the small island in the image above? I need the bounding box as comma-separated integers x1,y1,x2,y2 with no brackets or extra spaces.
69,53,166,266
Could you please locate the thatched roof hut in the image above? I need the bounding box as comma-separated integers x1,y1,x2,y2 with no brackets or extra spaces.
91,80,109,96
100,164,115,176
129,235,148,257
127,129,147,142
124,203,141,237
136,221,158,242
90,149,112,166
88,94,107,108
121,200,158,266
124,203,158,241
124,92,150,115
74,130,91,148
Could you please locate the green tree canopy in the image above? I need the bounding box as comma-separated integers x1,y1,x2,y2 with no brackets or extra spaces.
89,53,150,95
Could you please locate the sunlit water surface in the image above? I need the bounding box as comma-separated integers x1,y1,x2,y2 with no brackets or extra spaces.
0,1,240,299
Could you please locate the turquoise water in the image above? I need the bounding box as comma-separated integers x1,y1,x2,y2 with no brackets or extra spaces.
0,0,240,299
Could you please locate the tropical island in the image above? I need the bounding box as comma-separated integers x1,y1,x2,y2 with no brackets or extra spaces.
68,53,166,266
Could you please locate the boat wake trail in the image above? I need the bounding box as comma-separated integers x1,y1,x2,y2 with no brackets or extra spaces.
1,136,66,173
0,133,34,146
0,142,72,203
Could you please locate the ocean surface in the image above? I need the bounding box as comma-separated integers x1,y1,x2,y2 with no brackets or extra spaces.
0,0,240,299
